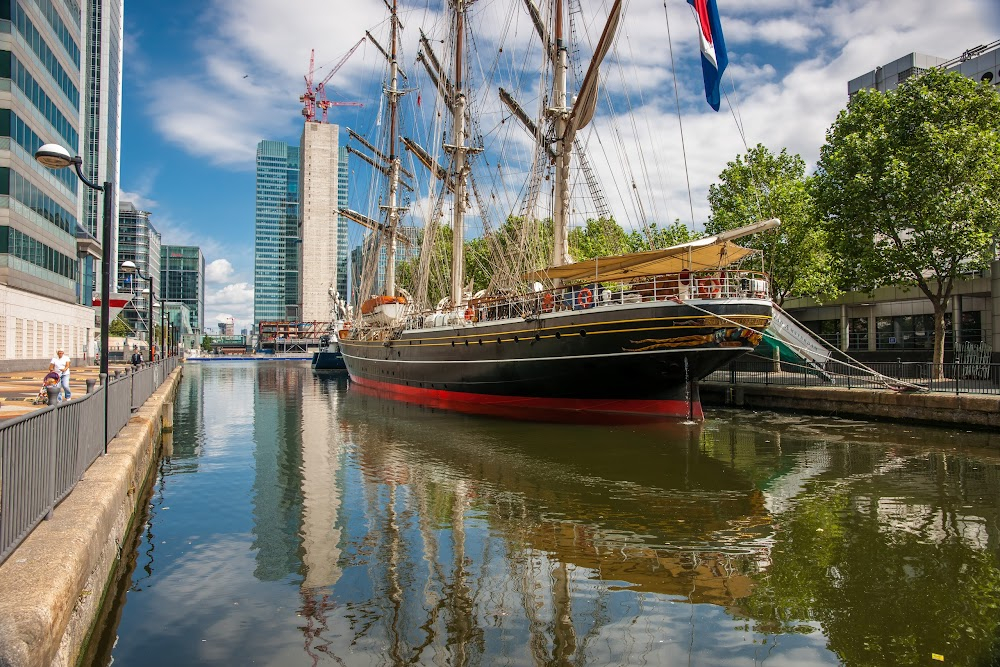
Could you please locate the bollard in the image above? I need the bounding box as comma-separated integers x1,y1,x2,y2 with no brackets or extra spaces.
46,384,60,406
99,371,108,386
86,378,96,394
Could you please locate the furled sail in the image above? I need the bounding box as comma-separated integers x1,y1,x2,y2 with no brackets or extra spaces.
566,0,623,138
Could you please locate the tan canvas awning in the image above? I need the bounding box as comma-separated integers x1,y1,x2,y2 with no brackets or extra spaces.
525,218,779,282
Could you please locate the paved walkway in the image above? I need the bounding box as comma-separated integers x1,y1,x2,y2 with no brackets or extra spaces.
0,363,132,420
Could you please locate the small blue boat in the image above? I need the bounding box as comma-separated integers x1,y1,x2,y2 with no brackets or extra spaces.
311,334,347,372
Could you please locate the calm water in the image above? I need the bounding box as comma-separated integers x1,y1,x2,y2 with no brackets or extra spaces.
89,362,1000,666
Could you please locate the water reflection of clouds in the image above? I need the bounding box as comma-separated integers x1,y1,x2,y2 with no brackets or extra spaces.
110,368,1000,666
199,366,256,458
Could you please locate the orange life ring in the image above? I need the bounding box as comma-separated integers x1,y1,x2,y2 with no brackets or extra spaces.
577,287,594,309
542,292,554,313
464,307,474,321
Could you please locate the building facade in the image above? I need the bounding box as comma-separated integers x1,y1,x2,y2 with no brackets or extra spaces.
254,140,299,324
82,0,123,306
336,144,348,299
298,123,349,322
160,245,205,336
848,41,1000,97
0,0,100,367
117,201,160,339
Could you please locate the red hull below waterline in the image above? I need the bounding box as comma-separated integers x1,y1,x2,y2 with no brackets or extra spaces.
349,376,704,424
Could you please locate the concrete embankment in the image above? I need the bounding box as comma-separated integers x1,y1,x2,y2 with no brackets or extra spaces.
701,382,1000,429
0,368,181,667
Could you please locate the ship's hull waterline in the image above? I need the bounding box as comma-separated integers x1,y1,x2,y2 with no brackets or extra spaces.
339,298,772,422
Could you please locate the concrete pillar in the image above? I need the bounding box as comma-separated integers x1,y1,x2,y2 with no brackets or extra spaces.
161,431,173,463
868,310,877,352
161,401,174,433
840,304,849,352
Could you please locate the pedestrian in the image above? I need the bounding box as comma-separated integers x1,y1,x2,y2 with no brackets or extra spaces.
48,348,71,402
130,345,143,369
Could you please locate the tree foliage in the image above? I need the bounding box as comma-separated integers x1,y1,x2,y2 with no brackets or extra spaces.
707,143,837,305
632,220,701,252
109,314,133,337
813,68,1000,366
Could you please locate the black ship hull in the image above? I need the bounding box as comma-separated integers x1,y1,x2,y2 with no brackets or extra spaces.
311,349,347,371
339,299,771,421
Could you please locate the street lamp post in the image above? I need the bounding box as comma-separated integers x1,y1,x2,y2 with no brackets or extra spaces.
161,301,166,357
122,260,155,362
35,143,113,377
35,142,112,453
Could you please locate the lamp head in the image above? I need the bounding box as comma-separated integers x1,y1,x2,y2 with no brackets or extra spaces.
121,260,137,273
34,143,75,169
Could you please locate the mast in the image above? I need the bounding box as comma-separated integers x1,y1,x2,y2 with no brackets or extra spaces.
551,0,572,267
382,0,405,296
447,0,472,308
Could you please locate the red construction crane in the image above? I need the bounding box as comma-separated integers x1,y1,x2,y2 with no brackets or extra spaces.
300,38,366,123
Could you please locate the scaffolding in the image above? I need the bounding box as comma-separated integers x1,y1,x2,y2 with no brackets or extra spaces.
257,321,330,353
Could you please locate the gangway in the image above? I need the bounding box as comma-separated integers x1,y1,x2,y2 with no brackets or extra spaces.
758,305,835,382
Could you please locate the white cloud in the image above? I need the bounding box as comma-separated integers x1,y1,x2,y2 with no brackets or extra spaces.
119,189,158,211
205,258,236,285
206,282,254,332
135,0,999,259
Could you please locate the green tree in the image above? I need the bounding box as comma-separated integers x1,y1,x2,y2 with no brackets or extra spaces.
626,220,701,252
108,314,133,337
568,217,629,260
707,144,837,305
200,336,213,352
813,68,1000,370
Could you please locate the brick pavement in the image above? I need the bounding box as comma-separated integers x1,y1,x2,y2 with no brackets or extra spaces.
0,363,131,420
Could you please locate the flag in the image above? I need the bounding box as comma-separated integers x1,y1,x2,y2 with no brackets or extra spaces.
688,0,728,111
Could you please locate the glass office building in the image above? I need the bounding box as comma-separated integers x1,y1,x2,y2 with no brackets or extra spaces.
0,0,104,364
83,0,124,303
117,201,160,338
254,140,299,324
160,245,205,336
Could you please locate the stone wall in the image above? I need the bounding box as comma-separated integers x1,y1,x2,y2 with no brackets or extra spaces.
701,382,1000,430
0,368,181,667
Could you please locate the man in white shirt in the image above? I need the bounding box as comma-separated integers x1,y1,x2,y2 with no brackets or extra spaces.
48,349,71,402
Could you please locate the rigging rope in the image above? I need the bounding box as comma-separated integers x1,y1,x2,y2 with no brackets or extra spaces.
662,0,697,233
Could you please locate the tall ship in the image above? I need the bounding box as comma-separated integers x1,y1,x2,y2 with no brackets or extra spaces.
338,0,776,421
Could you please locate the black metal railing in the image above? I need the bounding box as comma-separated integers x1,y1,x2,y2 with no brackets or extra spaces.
0,357,179,566
706,360,1000,396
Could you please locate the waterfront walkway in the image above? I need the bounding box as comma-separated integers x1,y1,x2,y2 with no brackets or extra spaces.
0,364,181,667
0,363,137,420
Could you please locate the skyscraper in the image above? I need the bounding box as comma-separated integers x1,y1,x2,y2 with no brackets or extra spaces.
0,1,98,365
298,123,349,322
161,245,205,336
83,0,124,304
117,201,160,339
254,140,299,324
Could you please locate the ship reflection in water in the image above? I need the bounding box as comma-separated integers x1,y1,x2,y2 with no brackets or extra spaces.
101,364,1000,667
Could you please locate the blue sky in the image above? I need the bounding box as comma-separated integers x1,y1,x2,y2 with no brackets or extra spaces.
119,0,999,333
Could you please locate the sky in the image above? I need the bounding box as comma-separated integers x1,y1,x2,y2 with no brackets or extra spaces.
119,0,999,333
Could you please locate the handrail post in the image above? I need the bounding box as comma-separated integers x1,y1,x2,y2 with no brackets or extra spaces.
45,406,57,520
100,372,108,455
